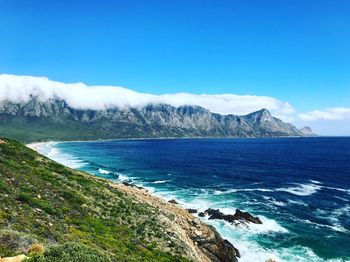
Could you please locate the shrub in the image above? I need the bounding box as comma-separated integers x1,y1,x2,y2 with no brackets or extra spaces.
28,243,45,255
27,242,110,262
0,230,37,257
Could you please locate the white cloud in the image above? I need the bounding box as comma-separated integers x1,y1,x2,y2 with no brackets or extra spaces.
298,108,350,121
0,74,295,116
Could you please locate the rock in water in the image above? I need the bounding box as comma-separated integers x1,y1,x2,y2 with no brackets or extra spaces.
233,209,262,224
204,208,262,225
198,212,205,217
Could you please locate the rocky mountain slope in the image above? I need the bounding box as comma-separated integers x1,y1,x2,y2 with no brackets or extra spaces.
0,138,239,261
0,97,314,142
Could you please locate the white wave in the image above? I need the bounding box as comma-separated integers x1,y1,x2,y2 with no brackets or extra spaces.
262,196,287,207
330,205,350,217
115,172,130,181
334,196,349,202
27,141,58,155
246,215,289,234
313,205,350,233
298,218,348,233
271,200,287,207
28,141,86,169
183,197,214,211
310,180,322,184
202,216,323,262
152,180,170,184
98,168,111,175
210,215,337,262
214,188,273,195
277,183,321,196
323,185,350,193
287,199,308,206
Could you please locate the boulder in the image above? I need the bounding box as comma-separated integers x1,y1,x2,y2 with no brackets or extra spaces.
168,199,179,204
186,208,198,214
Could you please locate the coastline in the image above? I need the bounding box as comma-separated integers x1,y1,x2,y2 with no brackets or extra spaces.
26,139,349,262
2,138,240,261
26,140,289,262
26,134,325,147
26,141,241,262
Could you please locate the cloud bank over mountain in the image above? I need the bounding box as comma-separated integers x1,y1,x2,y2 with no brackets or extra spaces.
0,74,348,135
0,74,294,117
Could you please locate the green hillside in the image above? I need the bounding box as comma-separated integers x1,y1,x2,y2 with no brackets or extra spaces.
0,138,189,261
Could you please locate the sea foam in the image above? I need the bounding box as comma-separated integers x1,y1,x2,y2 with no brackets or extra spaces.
98,168,111,174
277,182,322,196
28,142,86,169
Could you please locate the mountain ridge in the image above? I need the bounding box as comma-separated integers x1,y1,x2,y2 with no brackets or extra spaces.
0,97,314,142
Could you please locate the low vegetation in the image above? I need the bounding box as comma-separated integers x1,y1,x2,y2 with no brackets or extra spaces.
0,138,189,261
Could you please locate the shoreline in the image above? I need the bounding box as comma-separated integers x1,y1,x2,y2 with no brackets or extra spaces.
26,140,243,261
27,140,280,261
26,134,330,148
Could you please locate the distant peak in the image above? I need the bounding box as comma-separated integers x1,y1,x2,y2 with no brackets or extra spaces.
257,108,271,115
299,126,315,136
246,108,272,117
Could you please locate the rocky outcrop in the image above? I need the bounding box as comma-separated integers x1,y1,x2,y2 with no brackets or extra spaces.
111,183,240,262
204,208,262,225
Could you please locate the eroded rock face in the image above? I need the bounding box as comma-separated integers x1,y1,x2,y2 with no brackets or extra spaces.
204,208,262,225
193,226,239,262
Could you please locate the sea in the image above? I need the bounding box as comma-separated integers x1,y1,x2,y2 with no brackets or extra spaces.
31,137,350,262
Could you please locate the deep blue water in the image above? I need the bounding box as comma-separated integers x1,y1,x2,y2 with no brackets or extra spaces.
37,138,350,261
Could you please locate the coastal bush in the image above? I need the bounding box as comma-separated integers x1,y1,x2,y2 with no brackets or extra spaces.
28,243,45,255
0,230,37,257
16,192,57,215
27,242,110,262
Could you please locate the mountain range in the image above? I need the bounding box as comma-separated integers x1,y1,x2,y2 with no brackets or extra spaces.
0,97,314,142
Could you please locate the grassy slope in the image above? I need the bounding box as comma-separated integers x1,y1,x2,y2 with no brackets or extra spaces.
0,138,189,261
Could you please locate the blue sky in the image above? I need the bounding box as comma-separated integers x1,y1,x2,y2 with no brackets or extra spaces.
0,0,349,134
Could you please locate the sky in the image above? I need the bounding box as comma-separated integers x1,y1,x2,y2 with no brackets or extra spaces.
0,0,349,135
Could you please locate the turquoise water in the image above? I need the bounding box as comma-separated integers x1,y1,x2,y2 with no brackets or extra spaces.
34,138,350,261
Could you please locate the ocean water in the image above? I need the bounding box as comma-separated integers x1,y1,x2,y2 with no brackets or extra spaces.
33,138,350,261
